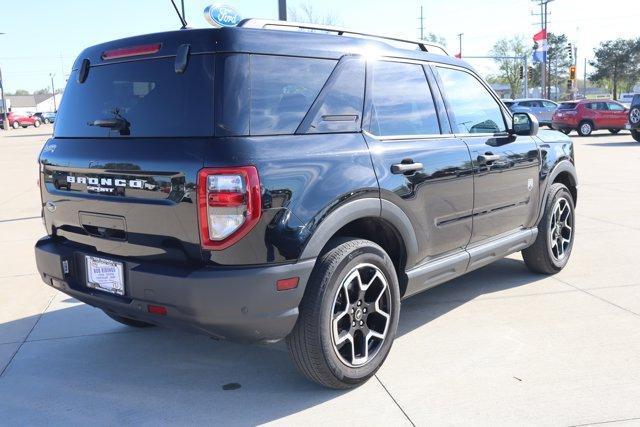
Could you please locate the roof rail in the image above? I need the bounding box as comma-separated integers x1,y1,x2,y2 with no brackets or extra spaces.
237,19,449,56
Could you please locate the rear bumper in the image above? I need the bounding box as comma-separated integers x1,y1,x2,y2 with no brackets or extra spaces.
34,237,315,343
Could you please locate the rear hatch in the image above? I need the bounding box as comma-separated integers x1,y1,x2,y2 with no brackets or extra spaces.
39,31,216,265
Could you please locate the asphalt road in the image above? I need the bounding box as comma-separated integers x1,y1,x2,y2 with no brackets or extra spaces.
1,126,640,426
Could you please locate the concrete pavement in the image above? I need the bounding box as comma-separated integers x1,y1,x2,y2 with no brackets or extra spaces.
1,126,640,426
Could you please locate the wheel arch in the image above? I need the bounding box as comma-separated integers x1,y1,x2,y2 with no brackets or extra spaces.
299,198,419,297
537,160,578,224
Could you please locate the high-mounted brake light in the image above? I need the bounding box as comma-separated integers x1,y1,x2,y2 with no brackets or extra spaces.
101,43,161,60
197,166,261,250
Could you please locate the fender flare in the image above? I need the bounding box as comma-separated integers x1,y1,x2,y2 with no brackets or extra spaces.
537,160,578,223
299,198,419,267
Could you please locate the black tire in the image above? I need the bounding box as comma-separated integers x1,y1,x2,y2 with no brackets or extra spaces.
577,121,593,136
632,129,640,143
608,129,620,134
44,118,50,124
12,121,19,129
286,238,401,389
103,311,155,328
522,183,575,274
559,128,571,135
34,120,41,128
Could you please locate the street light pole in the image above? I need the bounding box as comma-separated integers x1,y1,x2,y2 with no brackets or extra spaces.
278,0,287,21
458,33,463,58
0,66,8,131
50,74,57,112
0,33,7,131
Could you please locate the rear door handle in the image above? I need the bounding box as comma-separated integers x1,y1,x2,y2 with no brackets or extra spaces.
477,154,501,164
391,162,423,174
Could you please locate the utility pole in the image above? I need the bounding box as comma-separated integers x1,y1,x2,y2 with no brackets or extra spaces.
180,0,185,21
0,66,8,131
457,33,463,57
532,0,553,98
523,55,529,98
50,74,57,112
583,57,587,96
278,0,287,21
419,6,425,40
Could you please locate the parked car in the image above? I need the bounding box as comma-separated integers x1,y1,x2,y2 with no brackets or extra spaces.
1,111,41,129
552,99,628,136
35,19,577,389
626,94,640,142
33,112,56,124
509,98,558,128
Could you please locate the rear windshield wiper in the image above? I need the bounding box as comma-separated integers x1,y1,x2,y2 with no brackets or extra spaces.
87,118,130,135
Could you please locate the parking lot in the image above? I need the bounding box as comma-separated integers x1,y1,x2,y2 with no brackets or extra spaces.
1,126,639,425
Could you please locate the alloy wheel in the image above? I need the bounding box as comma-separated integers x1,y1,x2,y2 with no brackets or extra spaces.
331,263,391,368
548,197,573,261
630,108,640,125
580,123,592,135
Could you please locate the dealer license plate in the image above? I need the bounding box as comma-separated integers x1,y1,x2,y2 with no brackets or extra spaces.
85,256,125,296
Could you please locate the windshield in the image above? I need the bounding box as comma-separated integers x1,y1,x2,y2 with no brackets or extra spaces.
54,55,214,138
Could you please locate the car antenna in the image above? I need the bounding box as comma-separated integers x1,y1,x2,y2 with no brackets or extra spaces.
169,0,188,29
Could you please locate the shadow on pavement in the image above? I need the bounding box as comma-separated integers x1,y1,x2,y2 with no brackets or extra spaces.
585,141,639,147
0,258,546,424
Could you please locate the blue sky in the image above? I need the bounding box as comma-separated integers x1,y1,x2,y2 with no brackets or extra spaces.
1,0,638,93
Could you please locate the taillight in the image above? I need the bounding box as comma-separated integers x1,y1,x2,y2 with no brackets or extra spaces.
197,166,261,250
101,43,161,60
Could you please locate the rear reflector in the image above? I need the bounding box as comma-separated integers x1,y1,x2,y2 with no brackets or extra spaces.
147,304,167,315
276,277,299,291
102,43,161,60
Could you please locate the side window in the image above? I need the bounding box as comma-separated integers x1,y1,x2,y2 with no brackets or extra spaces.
306,58,365,133
543,101,557,109
368,61,440,136
608,102,625,111
436,67,506,134
250,55,337,135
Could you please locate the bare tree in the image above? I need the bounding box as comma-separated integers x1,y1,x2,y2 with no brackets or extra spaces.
288,1,339,26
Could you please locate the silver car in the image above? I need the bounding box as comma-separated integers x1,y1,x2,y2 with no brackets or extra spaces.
509,99,558,127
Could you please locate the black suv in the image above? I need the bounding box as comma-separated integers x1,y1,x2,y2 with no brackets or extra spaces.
628,94,640,142
35,20,578,389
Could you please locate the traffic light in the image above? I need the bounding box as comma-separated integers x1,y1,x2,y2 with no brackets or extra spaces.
567,80,572,90
567,43,573,62
569,65,577,80
519,65,524,80
527,67,534,80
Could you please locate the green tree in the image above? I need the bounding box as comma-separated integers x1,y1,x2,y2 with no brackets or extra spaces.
9,89,30,96
490,36,527,98
423,33,447,47
33,88,51,96
288,1,339,26
589,38,640,99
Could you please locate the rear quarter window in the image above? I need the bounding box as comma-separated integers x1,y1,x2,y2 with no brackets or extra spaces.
215,55,337,136
558,103,577,110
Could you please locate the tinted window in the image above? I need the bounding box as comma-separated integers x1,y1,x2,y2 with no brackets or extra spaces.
608,102,625,111
543,101,557,108
250,55,336,135
437,67,506,134
55,55,214,138
306,58,365,133
368,61,439,136
558,103,577,110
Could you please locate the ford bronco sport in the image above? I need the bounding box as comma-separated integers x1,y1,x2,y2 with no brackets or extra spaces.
35,19,578,389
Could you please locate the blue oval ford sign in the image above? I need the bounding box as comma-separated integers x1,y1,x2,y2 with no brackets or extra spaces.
204,4,242,28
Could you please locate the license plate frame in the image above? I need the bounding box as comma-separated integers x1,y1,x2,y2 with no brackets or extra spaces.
85,256,125,296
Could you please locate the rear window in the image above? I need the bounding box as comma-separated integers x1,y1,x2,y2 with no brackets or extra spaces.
558,103,577,110
54,55,214,138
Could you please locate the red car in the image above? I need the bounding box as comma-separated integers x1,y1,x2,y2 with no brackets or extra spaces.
2,112,41,129
552,100,628,136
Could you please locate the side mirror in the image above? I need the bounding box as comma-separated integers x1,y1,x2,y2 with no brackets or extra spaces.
512,112,539,136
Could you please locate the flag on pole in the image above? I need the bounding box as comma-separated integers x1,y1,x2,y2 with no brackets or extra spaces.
532,29,548,63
